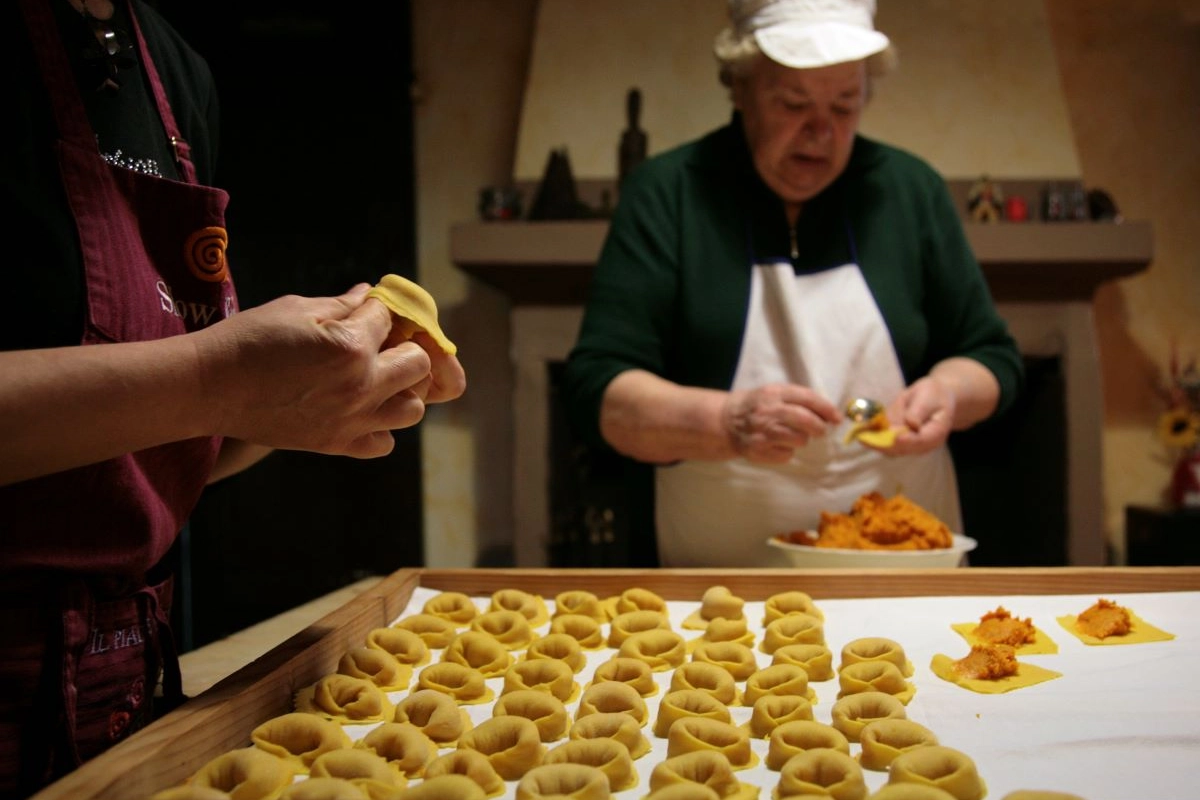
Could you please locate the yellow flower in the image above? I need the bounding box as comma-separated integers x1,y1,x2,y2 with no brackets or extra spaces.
1158,407,1200,449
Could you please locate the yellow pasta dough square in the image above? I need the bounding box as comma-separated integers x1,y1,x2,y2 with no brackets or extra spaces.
930,654,1062,694
843,416,897,448
1055,612,1175,646
950,622,1059,655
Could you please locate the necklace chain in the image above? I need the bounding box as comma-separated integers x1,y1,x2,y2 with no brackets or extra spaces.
78,0,135,94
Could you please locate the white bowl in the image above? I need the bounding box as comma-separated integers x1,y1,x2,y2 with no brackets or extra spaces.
767,534,978,569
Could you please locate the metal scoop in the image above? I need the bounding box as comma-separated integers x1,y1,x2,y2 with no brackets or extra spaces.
843,396,884,424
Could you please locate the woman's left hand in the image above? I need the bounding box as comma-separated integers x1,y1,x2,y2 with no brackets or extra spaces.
879,376,956,456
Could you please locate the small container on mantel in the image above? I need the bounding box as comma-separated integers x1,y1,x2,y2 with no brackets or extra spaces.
478,186,523,221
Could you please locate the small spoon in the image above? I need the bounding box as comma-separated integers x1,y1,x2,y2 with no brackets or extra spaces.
843,396,884,424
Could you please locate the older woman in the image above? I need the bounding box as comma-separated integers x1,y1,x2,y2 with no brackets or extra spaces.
562,0,1023,567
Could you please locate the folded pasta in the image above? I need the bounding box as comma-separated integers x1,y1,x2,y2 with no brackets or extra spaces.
886,746,987,800
457,716,546,781
682,585,746,630
337,646,412,692
590,656,659,698
294,674,395,724
665,718,758,771
423,749,506,797
422,591,479,626
356,722,437,778
669,661,739,707
647,752,757,800
441,631,513,678
366,273,457,355
575,681,650,726
415,662,493,705
775,747,867,799
569,711,652,760
858,719,939,772
493,689,572,743
745,695,814,740
394,689,473,746
653,689,732,738
250,712,351,770
766,720,850,770
187,747,298,799
830,692,907,743
543,737,639,791
515,763,610,800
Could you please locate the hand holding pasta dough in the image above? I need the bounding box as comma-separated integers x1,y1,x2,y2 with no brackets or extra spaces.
368,274,466,405
194,281,463,459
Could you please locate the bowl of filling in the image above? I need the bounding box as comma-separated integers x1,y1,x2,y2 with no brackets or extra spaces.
767,492,977,569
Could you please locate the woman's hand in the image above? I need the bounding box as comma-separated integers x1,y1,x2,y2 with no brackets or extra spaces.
0,283,467,486
882,358,999,456
722,383,841,463
196,284,459,459
883,376,956,456
405,330,467,405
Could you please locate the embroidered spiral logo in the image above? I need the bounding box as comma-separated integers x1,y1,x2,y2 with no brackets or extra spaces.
184,226,229,283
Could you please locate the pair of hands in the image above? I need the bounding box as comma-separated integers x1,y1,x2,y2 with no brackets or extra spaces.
722,376,956,464
197,283,466,459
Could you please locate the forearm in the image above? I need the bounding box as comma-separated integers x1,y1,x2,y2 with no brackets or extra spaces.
930,357,1000,429
599,370,736,463
0,336,214,486
0,287,460,487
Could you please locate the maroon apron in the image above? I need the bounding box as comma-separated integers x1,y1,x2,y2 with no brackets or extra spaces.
2,1,237,794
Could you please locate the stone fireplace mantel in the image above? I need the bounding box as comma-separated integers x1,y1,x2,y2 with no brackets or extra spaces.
452,218,1152,305
452,217,1153,567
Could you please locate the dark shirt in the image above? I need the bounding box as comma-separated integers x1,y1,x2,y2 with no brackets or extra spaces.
2,0,219,350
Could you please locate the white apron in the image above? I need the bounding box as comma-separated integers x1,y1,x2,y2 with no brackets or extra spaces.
655,258,961,567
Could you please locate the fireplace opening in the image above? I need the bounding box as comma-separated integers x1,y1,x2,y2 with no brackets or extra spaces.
950,355,1067,566
547,356,1067,567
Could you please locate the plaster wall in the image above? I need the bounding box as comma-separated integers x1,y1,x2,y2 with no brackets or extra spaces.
1045,0,1200,539
514,0,1081,180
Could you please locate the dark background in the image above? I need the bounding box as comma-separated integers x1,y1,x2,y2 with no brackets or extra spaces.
151,2,424,650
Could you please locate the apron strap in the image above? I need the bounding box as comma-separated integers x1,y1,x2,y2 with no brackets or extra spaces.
18,0,95,148
120,0,196,182
140,578,184,713
18,0,197,182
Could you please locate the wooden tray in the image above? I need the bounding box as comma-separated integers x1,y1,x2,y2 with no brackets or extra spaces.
33,566,1200,800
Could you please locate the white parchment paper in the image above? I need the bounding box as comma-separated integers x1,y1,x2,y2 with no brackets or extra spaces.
331,587,1200,799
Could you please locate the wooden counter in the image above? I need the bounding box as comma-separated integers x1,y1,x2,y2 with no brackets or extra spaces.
34,566,1200,800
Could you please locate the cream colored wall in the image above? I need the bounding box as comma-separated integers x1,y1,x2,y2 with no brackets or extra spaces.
412,1,538,567
514,0,729,181
514,0,1080,180
865,2,1080,178
414,0,1198,565
1045,0,1200,547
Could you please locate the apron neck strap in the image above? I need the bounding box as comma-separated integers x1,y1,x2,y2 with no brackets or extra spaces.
19,0,197,182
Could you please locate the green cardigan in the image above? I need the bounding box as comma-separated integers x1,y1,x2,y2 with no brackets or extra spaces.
563,115,1024,451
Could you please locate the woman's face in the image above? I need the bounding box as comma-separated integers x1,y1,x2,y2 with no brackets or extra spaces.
733,57,867,214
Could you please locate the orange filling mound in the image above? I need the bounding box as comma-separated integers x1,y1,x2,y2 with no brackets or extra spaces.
972,607,1037,646
951,644,1018,680
779,492,952,551
1075,598,1133,639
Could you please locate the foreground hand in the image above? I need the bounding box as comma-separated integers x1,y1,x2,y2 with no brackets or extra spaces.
722,384,841,463
197,284,455,458
404,330,467,404
884,376,956,456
